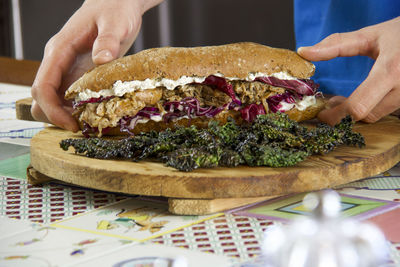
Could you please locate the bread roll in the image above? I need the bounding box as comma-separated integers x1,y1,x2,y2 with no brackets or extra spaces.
65,42,324,136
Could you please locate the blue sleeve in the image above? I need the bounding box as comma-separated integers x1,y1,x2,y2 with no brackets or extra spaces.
294,0,400,96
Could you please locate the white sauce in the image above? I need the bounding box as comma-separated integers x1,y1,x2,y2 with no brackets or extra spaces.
137,114,163,123
278,95,316,112
136,114,189,124
76,71,297,102
245,71,296,81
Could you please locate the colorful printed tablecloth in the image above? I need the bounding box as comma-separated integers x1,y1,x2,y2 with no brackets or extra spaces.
1,82,399,266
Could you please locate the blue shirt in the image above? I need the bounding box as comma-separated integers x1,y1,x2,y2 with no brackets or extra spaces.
294,0,400,96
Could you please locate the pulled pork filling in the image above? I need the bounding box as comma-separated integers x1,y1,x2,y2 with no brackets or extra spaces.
74,75,318,136
162,84,231,108
232,81,285,105
75,88,162,134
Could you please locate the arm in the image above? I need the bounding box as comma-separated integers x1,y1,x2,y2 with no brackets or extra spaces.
31,0,164,131
298,17,400,126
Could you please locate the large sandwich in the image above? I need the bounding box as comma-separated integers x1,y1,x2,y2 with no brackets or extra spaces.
65,42,325,137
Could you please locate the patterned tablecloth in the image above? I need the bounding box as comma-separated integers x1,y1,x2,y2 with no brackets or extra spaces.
0,82,399,266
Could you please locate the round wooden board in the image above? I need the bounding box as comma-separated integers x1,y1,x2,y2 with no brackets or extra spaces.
30,116,400,199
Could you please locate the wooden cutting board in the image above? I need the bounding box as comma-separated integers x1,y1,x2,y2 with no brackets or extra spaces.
16,97,35,121
30,116,400,208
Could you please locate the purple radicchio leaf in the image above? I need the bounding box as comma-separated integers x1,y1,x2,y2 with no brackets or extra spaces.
202,75,242,105
255,76,319,96
240,103,266,122
267,91,296,113
73,96,114,109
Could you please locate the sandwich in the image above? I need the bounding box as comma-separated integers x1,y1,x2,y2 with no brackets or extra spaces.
65,42,325,137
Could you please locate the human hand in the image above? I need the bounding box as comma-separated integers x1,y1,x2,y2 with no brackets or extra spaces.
298,17,400,126
31,0,163,131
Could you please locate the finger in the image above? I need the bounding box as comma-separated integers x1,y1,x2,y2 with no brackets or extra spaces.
318,58,393,125
317,96,347,125
362,87,400,123
297,29,376,61
31,15,97,131
31,80,79,132
92,15,134,65
345,58,393,121
325,95,346,109
318,102,349,126
31,37,80,132
31,98,75,121
31,99,50,124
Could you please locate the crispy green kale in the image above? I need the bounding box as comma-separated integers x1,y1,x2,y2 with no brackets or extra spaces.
60,113,365,172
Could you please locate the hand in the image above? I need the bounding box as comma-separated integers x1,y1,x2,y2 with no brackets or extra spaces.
31,0,163,131
298,16,400,126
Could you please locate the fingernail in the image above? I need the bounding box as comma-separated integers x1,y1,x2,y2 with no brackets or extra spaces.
94,50,113,61
297,47,304,54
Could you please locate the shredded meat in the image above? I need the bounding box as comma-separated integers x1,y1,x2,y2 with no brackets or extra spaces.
231,81,285,105
78,88,162,134
162,84,231,107
162,81,286,106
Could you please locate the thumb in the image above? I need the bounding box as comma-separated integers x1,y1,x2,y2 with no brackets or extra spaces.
92,18,126,65
297,29,373,61
92,34,119,65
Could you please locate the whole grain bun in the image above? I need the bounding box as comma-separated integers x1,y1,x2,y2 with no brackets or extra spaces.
285,97,326,122
65,42,315,100
84,98,326,136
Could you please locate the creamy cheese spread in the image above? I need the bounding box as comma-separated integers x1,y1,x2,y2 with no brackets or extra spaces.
278,95,316,112
75,72,297,102
135,114,163,124
136,114,190,124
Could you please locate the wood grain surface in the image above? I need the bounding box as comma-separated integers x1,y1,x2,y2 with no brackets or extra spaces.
30,116,400,200
168,196,277,215
0,57,40,85
16,97,35,121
